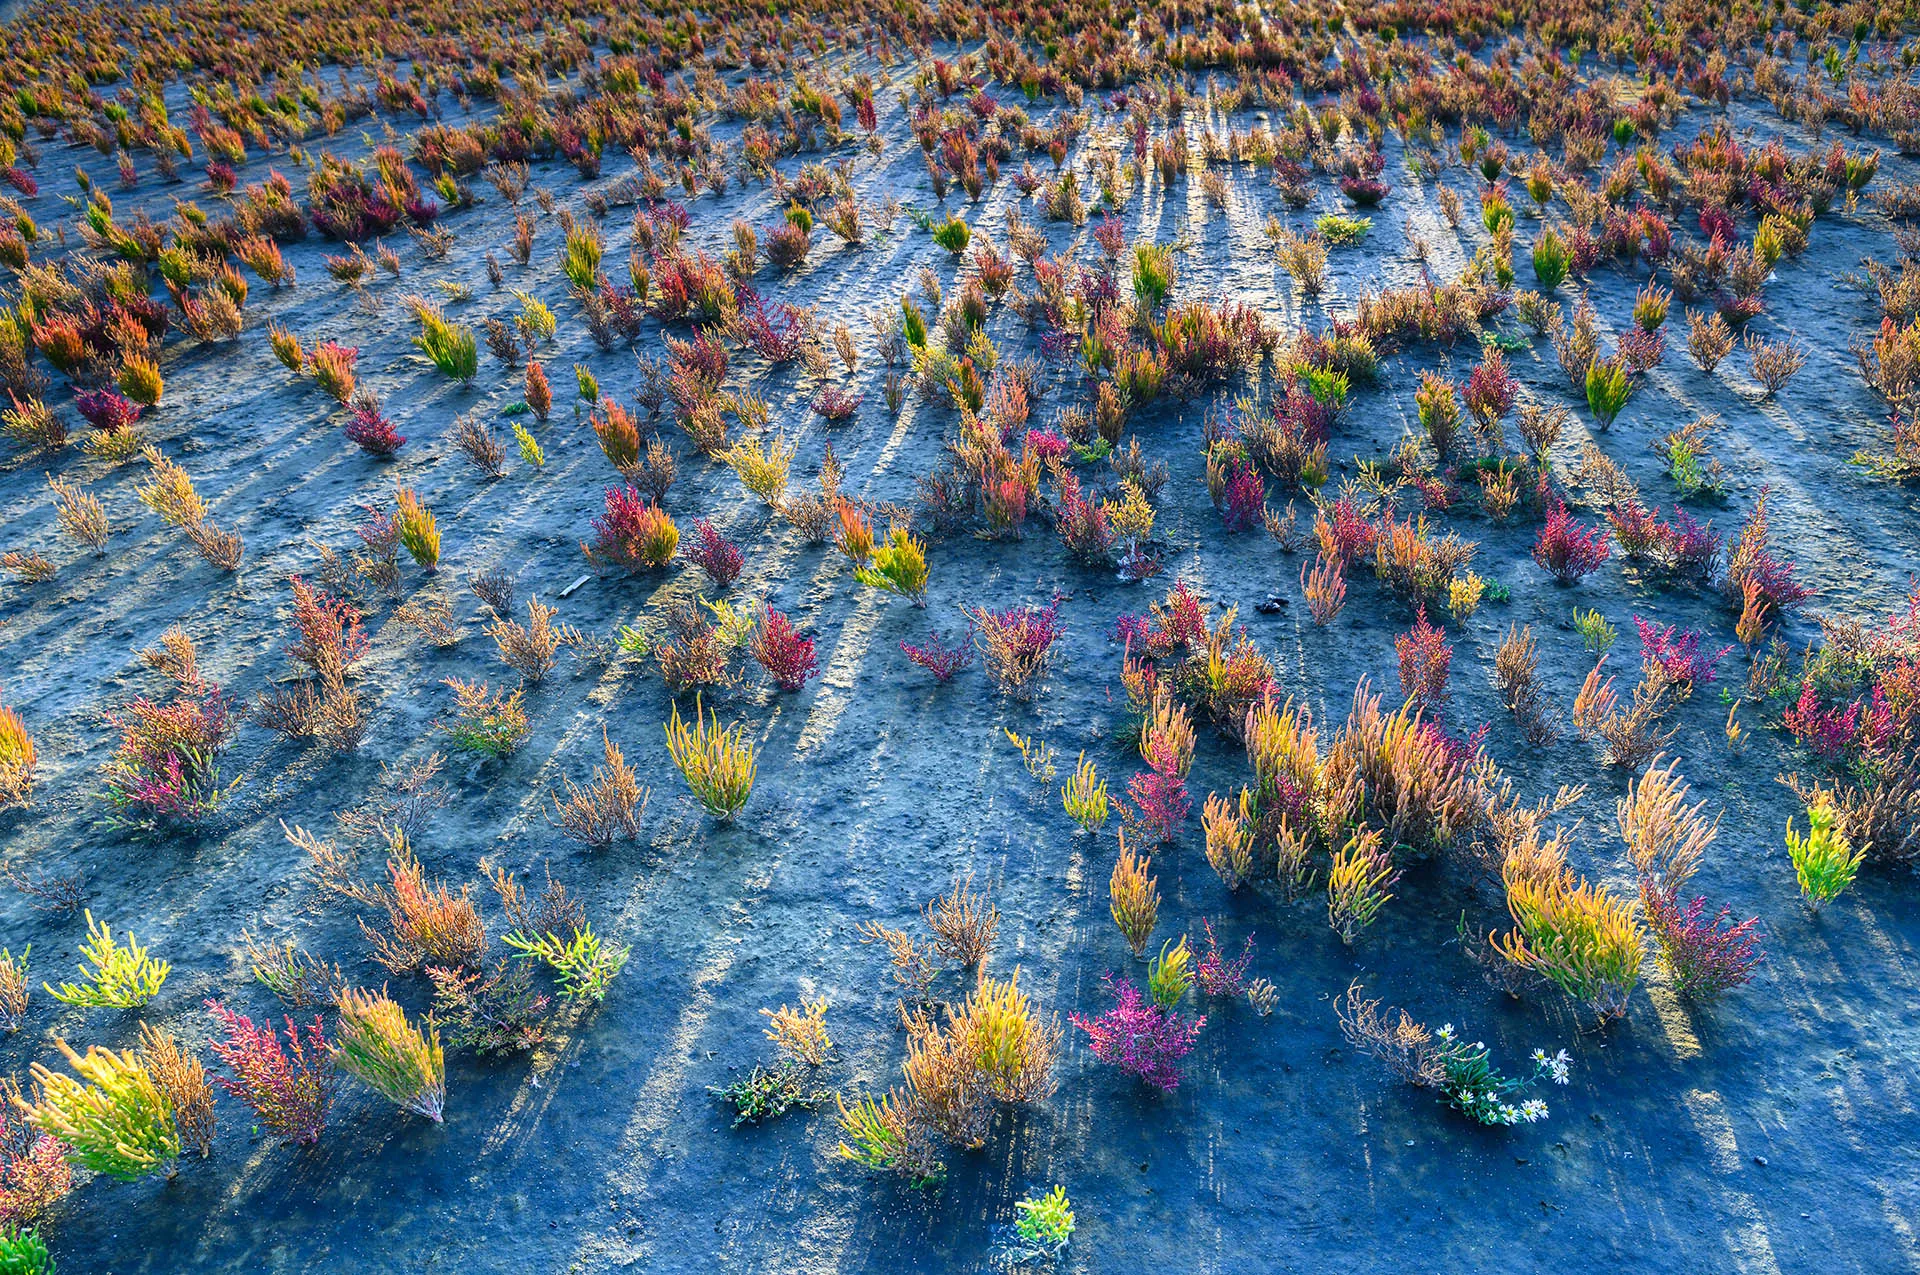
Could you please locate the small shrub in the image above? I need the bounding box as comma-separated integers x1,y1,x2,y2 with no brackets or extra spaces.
1146,936,1193,1008
1641,882,1764,1001
1326,828,1395,944
551,728,647,848
1687,309,1735,373
410,304,478,383
762,998,831,1066
965,601,1063,700
1061,754,1110,832
1013,1186,1075,1257
854,527,929,605
710,1063,825,1127
1786,794,1862,912
438,678,530,758
1531,225,1569,290
664,696,756,820
1070,976,1204,1092
1584,357,1632,429
901,628,972,683
344,400,405,456
136,1023,216,1158
504,921,630,1003
585,487,678,572
925,874,998,969
1108,835,1159,957
332,988,445,1122
44,912,168,1008
0,1103,70,1230
1533,497,1610,584
0,709,35,810
393,486,439,573
687,519,743,588
0,1225,52,1273
1496,848,1646,1022
1743,331,1805,398
24,1041,178,1181
749,607,818,692
205,1001,336,1146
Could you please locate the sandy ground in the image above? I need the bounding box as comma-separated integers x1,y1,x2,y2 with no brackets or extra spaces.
0,54,1917,1275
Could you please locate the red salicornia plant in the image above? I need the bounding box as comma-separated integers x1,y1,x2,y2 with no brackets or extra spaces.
750,607,819,692
901,628,974,683
1532,497,1611,584
205,1000,338,1147
964,601,1064,700
1070,975,1205,1093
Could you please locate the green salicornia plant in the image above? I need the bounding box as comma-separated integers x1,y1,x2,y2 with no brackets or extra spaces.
0,1224,54,1274
1146,936,1192,1008
1585,357,1632,429
1572,607,1616,653
1531,225,1569,291
1014,1185,1075,1254
332,987,445,1122
561,221,604,289
930,215,970,255
504,922,631,1003
1786,794,1862,912
664,695,757,820
852,527,929,605
1060,753,1109,832
45,913,169,1008
1327,830,1394,944
23,1040,179,1180
412,305,478,384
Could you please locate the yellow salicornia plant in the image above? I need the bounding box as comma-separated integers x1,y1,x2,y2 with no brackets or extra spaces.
853,526,929,606
1060,753,1109,833
45,912,169,1008
23,1040,179,1180
948,971,1060,1105
1326,828,1395,944
1108,833,1159,957
394,485,440,573
1495,839,1647,1023
664,694,756,820
0,703,35,809
1146,936,1193,1008
332,987,445,1122
763,998,831,1066
1201,790,1253,891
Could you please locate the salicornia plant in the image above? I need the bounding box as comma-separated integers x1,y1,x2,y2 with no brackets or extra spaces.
1060,753,1109,832
664,695,756,820
45,913,168,1008
1786,794,1862,912
25,1041,179,1181
1014,1185,1075,1255
331,988,445,1122
504,921,630,1003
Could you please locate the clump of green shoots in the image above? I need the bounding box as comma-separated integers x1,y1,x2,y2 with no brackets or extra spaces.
1014,1185,1076,1257
664,696,757,821
45,913,168,1009
1060,753,1109,832
504,921,631,1003
1572,607,1616,653
1786,793,1862,913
